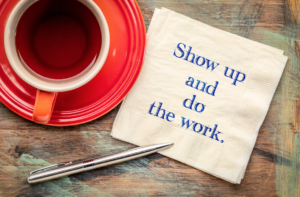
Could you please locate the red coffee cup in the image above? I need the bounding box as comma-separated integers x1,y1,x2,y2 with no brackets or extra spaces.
4,0,110,124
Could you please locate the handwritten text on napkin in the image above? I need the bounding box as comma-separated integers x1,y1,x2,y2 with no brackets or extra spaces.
148,43,248,143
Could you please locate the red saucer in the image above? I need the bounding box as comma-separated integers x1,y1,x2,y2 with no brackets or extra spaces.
0,0,146,126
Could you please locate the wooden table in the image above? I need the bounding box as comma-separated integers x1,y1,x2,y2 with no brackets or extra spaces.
0,0,299,196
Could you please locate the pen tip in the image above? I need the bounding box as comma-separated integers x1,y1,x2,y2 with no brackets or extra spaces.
159,142,174,148
27,177,32,184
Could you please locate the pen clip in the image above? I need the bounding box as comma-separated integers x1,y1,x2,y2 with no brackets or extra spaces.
30,161,73,175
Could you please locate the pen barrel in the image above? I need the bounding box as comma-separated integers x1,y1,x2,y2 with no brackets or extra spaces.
27,143,172,184
28,162,87,183
93,146,161,168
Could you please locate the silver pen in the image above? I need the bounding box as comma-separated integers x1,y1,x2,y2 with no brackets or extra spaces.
27,143,173,184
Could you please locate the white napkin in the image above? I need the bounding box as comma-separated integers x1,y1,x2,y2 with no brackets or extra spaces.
111,8,288,184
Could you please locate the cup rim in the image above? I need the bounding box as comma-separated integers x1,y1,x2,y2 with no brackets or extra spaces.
4,0,110,92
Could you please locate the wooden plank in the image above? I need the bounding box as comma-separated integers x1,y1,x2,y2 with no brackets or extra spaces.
0,128,278,196
277,0,300,196
0,0,299,196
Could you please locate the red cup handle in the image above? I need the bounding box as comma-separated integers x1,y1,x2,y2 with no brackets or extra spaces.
32,90,58,124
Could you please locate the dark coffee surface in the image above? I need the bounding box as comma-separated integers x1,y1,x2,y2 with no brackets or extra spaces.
16,0,101,80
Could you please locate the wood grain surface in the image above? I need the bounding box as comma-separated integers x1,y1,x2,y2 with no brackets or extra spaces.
0,0,299,196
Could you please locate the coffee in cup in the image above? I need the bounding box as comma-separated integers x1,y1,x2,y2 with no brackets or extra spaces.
5,0,110,124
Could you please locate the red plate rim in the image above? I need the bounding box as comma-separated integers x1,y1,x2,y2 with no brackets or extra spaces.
0,0,146,126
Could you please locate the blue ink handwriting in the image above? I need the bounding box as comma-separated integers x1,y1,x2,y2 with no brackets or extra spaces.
183,95,206,113
174,43,219,72
186,76,219,96
224,67,246,86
